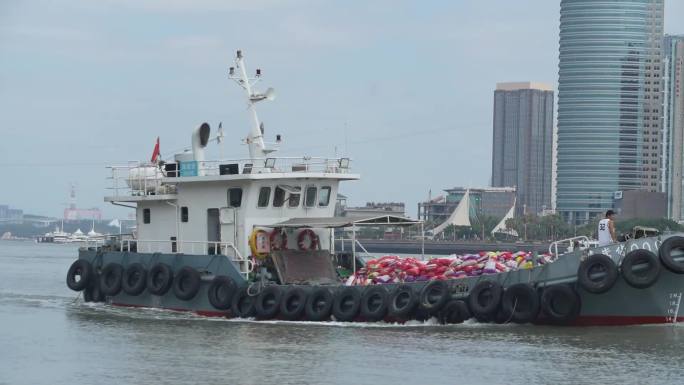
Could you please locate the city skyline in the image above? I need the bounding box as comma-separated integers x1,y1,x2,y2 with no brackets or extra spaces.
1,1,684,219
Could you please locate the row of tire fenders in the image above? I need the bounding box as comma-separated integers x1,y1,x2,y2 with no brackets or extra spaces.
66,237,684,325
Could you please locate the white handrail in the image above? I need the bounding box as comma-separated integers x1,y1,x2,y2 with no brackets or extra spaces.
122,239,250,279
549,235,591,257
106,156,352,199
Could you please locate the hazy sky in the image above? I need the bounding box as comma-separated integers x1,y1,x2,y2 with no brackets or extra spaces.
1,0,683,219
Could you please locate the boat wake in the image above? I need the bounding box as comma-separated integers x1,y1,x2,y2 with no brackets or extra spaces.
67,301,684,329
68,300,523,328
0,291,74,310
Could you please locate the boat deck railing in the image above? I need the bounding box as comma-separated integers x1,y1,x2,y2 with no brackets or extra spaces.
131,239,252,279
106,157,352,199
85,236,252,279
549,236,591,258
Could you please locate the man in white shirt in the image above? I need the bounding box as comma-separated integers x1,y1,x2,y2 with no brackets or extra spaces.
597,210,617,247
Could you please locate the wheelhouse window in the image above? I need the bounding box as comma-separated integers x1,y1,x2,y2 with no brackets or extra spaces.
288,189,301,208
305,186,317,208
228,188,243,208
143,208,151,224
273,186,286,207
318,186,331,207
257,187,271,208
181,207,189,222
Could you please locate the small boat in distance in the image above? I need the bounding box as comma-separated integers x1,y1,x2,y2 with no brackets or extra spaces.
37,221,104,244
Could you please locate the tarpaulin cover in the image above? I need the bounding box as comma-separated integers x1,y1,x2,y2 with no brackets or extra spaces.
270,250,338,285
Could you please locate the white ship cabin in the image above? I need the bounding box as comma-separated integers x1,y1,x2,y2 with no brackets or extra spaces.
104,50,363,276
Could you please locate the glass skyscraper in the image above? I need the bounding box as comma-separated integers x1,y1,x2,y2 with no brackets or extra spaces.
557,0,664,225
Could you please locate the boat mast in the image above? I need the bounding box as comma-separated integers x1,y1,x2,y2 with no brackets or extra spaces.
229,50,276,161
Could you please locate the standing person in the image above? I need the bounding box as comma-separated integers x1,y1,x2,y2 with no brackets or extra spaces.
598,210,617,246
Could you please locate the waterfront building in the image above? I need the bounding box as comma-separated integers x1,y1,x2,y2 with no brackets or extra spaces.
557,0,664,225
663,35,684,221
492,82,554,216
0,205,24,223
62,184,102,221
417,187,516,224
343,202,406,218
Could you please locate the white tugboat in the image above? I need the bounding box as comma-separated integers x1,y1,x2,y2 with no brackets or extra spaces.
67,50,684,326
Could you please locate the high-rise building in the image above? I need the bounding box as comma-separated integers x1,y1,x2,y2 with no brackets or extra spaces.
557,0,664,225
663,35,684,221
491,82,554,215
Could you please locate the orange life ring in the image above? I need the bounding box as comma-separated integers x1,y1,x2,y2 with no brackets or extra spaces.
297,229,319,251
269,228,288,251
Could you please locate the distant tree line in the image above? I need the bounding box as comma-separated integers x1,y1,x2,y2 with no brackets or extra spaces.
501,215,683,242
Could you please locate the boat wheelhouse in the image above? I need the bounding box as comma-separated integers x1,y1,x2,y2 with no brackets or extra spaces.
104,50,359,278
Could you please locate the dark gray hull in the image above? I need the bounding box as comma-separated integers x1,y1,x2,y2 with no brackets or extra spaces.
75,234,684,325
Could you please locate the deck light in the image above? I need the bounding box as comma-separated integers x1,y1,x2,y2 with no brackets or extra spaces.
265,158,276,168
339,158,350,169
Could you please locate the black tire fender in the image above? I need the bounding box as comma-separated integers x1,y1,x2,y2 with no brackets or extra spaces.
122,263,147,296
280,286,309,321
360,285,389,322
419,280,449,314
388,284,418,319
208,276,237,310
100,263,124,296
66,259,94,292
305,287,333,322
467,280,503,319
332,286,361,322
84,273,104,302
540,285,581,324
658,236,684,274
577,254,618,294
439,300,471,324
621,249,661,289
231,287,256,318
501,283,540,324
147,263,174,296
172,266,201,300
255,285,283,319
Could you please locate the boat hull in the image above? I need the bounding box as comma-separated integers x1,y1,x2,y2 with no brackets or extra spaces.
75,234,684,326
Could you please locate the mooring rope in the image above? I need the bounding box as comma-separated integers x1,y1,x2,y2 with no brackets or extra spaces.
503,297,518,324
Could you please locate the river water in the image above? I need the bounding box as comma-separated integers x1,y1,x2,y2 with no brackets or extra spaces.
1,241,684,385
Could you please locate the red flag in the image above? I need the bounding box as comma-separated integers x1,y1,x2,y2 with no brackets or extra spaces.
150,137,160,163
